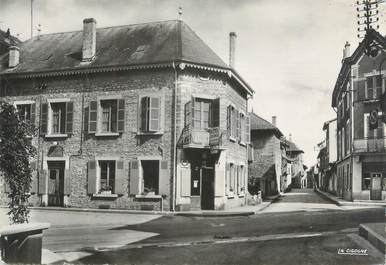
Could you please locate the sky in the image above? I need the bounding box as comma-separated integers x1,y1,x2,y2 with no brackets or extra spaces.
0,0,385,166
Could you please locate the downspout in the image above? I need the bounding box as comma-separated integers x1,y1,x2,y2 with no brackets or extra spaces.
172,62,178,212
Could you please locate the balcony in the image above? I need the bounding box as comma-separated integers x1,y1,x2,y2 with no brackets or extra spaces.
181,125,225,150
353,138,386,153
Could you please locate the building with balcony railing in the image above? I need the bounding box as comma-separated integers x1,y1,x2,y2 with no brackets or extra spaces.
332,30,386,202
0,19,254,211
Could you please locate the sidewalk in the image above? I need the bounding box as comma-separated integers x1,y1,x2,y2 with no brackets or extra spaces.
1,196,277,220
359,223,386,254
315,189,386,207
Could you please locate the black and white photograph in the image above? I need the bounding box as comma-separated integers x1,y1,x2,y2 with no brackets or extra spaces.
0,0,385,264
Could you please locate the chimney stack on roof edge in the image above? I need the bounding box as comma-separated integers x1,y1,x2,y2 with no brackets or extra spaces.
229,32,236,68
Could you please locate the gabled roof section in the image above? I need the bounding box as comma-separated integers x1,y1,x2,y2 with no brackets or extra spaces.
332,29,386,107
283,139,304,153
0,29,20,56
249,112,283,138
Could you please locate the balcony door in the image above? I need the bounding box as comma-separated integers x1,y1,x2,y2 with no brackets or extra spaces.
370,173,382,200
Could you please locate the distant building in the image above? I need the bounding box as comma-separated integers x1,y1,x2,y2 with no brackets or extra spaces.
283,137,305,189
332,30,386,201
248,114,284,198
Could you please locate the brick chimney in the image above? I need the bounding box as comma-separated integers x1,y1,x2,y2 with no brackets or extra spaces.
342,41,350,61
82,18,96,62
229,32,236,68
9,46,20,68
272,116,277,127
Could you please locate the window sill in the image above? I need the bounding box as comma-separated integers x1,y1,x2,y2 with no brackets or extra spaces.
136,131,164,136
95,132,120,137
92,193,118,198
135,194,162,199
239,141,246,147
238,194,245,198
45,134,69,138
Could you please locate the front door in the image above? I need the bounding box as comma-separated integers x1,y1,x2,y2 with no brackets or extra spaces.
48,165,64,207
201,166,214,210
370,173,382,200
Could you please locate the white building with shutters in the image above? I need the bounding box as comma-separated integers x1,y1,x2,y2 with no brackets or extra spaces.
0,19,253,211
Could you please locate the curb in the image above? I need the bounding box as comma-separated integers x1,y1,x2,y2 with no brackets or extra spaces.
359,223,386,254
315,189,386,207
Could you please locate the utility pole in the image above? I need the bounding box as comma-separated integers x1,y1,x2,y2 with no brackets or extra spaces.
357,0,381,56
31,0,34,38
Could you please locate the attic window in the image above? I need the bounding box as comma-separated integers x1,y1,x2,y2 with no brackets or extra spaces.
129,45,149,60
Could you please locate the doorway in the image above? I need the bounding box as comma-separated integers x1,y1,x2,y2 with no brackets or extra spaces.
47,161,65,207
201,166,214,210
370,173,382,200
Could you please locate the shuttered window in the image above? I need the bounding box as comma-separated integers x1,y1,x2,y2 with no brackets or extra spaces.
16,103,35,124
88,99,125,134
40,101,74,135
140,97,161,132
246,115,251,143
184,97,219,130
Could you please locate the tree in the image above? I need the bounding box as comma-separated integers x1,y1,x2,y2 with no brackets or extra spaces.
0,101,36,224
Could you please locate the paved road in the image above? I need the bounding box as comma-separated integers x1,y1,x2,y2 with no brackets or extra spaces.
74,189,384,265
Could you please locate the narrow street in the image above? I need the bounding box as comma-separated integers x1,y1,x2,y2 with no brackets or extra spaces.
45,189,383,265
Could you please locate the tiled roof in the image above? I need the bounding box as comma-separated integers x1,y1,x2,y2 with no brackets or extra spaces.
249,112,283,137
283,139,303,153
1,20,228,74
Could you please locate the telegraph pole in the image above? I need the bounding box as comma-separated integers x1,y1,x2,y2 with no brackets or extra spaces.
31,0,34,38
357,0,381,56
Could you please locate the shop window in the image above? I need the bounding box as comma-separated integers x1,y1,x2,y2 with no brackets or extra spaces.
362,173,370,190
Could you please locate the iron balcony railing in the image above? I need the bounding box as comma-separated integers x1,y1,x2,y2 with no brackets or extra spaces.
353,137,386,153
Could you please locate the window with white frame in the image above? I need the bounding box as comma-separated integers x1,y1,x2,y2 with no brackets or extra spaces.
185,97,220,130
101,100,117,133
52,102,66,134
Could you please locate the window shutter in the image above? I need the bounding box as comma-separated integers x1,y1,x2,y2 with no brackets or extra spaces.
115,160,126,195
84,106,89,132
246,115,251,143
159,160,169,195
227,106,231,137
30,161,37,194
215,165,225,196
38,169,47,195
180,166,190,196
236,110,240,140
149,97,161,131
117,99,125,133
191,96,198,129
65,101,74,134
30,103,36,126
87,160,97,194
212,98,220,127
40,103,48,135
88,101,98,133
140,97,149,132
225,163,230,195
129,160,140,195
184,101,192,127
63,169,71,195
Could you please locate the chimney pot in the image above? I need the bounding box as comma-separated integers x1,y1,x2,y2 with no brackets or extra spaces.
229,32,237,68
343,41,350,60
9,46,20,68
82,18,97,62
272,116,277,127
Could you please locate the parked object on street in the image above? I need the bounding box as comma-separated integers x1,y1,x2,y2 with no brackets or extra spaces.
0,222,50,264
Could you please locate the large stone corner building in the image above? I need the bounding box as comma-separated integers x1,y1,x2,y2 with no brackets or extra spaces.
0,19,254,211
